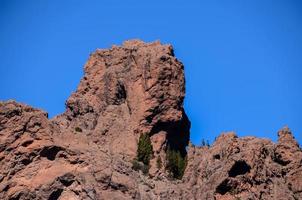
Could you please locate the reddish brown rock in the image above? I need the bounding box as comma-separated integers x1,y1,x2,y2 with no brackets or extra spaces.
183,129,302,200
0,40,301,200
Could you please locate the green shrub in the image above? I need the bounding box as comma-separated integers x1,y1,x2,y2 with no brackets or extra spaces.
201,139,206,146
132,159,141,171
200,138,210,147
166,147,187,179
141,164,150,175
156,156,162,169
132,159,150,175
137,133,153,165
75,127,82,132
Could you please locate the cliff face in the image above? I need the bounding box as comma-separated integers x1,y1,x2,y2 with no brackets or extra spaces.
0,40,301,200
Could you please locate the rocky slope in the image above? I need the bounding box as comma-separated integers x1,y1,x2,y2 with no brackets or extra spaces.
0,40,301,200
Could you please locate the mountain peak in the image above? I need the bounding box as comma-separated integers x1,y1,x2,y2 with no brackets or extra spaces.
0,40,301,200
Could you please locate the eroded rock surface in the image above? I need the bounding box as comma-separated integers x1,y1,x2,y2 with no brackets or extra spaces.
0,40,301,200
184,128,302,200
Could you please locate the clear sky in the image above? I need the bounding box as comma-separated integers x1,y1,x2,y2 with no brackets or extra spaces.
1,0,301,146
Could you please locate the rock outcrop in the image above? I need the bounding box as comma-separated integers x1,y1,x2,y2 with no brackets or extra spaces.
0,40,301,200
184,128,302,200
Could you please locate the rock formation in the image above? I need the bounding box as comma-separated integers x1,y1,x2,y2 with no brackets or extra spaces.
0,40,301,200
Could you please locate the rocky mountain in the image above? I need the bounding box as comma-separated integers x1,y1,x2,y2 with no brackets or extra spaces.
0,40,301,200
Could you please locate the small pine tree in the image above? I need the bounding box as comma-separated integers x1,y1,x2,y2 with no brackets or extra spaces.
166,147,187,179
201,139,206,147
137,133,153,165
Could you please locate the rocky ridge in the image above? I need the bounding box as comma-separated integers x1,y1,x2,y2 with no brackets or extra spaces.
0,40,301,200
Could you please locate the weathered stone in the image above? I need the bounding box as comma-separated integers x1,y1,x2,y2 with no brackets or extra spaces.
0,40,301,199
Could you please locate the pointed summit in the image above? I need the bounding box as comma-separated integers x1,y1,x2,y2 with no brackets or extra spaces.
277,126,299,149
1,40,301,200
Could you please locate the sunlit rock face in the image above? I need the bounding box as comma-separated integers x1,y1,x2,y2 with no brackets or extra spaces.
0,40,301,200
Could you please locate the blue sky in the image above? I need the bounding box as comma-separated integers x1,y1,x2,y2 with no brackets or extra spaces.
1,0,301,145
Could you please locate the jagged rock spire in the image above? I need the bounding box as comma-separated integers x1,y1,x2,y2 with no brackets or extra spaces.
277,126,300,149
0,40,301,200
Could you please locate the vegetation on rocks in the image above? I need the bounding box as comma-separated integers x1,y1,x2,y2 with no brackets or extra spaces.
137,133,153,165
132,159,149,175
75,127,82,132
166,146,187,179
133,133,153,174
200,138,210,147
2,41,301,199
